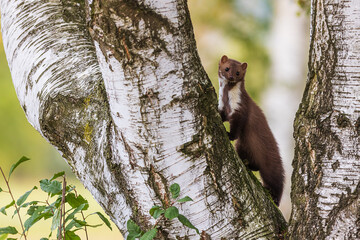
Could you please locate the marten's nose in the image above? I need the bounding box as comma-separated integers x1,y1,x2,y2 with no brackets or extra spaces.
229,76,234,81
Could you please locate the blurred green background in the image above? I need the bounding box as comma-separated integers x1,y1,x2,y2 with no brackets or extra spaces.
0,0,309,239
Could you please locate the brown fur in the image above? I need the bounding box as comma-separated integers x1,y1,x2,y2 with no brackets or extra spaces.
218,55,285,206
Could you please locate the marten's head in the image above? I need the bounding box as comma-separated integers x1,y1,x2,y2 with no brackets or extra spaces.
218,55,247,84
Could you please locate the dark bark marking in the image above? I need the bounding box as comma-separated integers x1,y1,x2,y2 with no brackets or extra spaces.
26,59,45,94
200,231,211,240
61,0,86,23
119,131,137,170
331,160,340,172
179,133,204,159
89,0,175,66
230,195,247,228
336,114,351,128
355,117,360,135
149,164,170,208
325,181,360,238
122,36,132,61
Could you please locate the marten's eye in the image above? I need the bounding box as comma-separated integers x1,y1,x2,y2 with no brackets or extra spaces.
225,67,230,72
236,72,240,76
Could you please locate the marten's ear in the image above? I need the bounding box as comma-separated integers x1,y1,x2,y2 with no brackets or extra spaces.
221,55,228,64
242,62,248,70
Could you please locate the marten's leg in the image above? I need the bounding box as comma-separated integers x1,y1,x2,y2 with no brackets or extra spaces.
235,139,259,171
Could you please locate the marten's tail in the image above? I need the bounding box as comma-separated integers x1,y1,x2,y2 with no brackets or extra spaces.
260,158,285,206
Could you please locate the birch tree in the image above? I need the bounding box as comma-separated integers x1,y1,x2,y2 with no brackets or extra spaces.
0,0,286,239
290,0,360,239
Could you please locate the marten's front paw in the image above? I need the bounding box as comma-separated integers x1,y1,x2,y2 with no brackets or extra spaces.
227,131,236,141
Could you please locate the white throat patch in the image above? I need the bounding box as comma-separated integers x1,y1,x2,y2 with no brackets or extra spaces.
228,81,242,115
218,76,226,111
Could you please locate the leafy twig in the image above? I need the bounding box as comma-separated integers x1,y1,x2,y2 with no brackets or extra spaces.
61,174,66,240
0,166,27,240
0,158,112,240
74,188,89,240
127,183,199,240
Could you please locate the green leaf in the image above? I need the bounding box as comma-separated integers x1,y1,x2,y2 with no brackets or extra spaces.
51,208,61,231
27,205,38,216
50,171,65,181
40,238,49,240
127,219,141,235
66,185,76,193
21,200,39,208
0,200,15,215
65,231,81,240
0,226,18,235
73,219,102,228
65,204,86,223
149,206,160,216
8,156,30,179
66,193,89,210
140,228,157,240
26,205,47,217
0,187,3,192
164,206,179,220
24,206,46,231
177,196,193,203
16,201,40,218
153,209,164,219
177,214,199,234
39,179,62,196
42,211,54,220
65,219,82,231
12,208,19,219
127,232,141,240
0,234,7,240
17,186,37,206
93,212,112,230
149,206,164,219
169,183,180,199
72,219,86,227
51,196,63,209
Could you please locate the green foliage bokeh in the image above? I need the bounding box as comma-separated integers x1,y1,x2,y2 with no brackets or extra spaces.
190,0,272,100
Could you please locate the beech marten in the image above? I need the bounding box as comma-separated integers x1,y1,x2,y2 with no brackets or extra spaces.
218,55,285,206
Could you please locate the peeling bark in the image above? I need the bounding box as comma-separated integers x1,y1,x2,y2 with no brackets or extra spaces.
290,0,360,239
1,0,286,239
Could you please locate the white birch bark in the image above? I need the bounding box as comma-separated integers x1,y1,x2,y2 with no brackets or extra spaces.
1,0,286,239
290,0,360,239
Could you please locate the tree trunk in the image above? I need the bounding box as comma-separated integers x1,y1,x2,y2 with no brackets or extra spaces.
290,0,360,239
1,0,286,239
